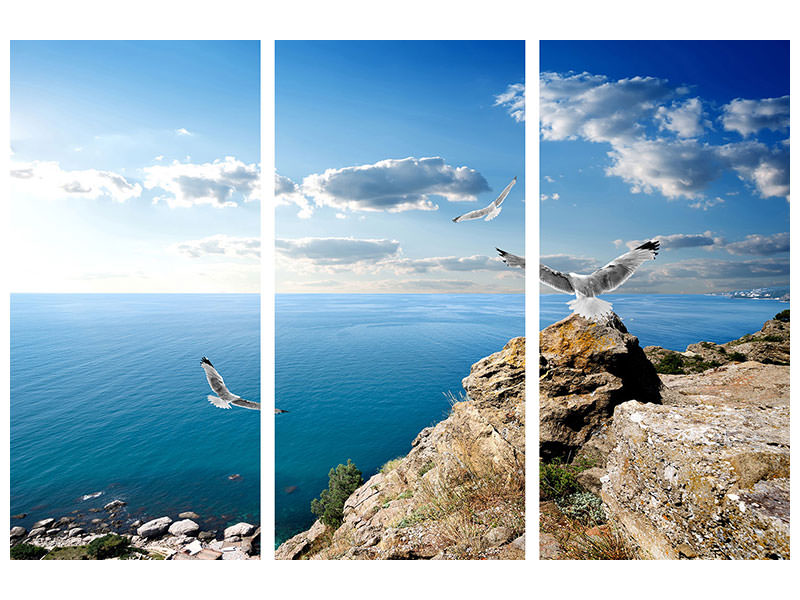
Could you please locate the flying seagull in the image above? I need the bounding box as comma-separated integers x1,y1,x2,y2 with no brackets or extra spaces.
453,176,517,223
200,357,260,410
497,248,525,269
539,240,660,321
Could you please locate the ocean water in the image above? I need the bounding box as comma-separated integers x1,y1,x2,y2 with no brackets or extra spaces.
275,294,525,545
10,294,260,534
540,293,788,350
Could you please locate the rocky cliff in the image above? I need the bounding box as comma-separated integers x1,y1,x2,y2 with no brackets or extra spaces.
540,312,790,560
276,337,525,560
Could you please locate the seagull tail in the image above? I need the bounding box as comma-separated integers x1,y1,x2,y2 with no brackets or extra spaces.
484,204,502,221
207,395,232,409
568,297,613,322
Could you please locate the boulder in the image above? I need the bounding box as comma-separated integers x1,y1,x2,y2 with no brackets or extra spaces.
540,314,661,460
12,513,27,519
224,522,255,539
68,527,85,537
178,511,200,520
198,530,216,541
169,519,200,537
32,518,55,529
104,500,127,511
484,526,514,546
28,527,46,538
46,528,61,536
602,399,789,559
54,517,74,527
10,526,27,540
137,517,173,539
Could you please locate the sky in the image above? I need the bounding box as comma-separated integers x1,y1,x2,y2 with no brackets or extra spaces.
540,41,789,294
275,41,525,293
9,41,260,293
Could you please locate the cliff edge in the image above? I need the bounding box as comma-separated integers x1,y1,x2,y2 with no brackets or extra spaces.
276,337,525,560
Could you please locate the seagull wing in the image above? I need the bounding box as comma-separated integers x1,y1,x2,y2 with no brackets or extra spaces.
453,176,516,223
275,408,289,414
231,398,261,411
585,240,660,294
497,248,526,270
207,395,232,409
201,357,238,401
539,264,574,293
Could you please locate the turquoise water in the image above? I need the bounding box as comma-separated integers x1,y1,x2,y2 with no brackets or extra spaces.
275,294,525,545
540,293,788,350
10,294,260,534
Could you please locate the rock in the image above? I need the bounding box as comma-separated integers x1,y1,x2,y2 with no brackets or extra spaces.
32,518,55,529
90,518,102,524
28,527,46,538
184,540,203,555
68,527,85,537
602,399,789,559
539,532,562,559
12,513,27,519
46,528,61,536
484,526,514,546
195,548,223,560
178,511,200,520
130,520,142,528
169,519,200,537
510,533,525,551
104,500,127,511
137,517,173,539
540,314,661,460
224,522,255,539
54,517,74,527
276,337,525,561
10,526,27,539
575,467,605,496
198,530,216,541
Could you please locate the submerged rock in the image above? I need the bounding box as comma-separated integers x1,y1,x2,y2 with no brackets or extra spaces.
539,314,661,460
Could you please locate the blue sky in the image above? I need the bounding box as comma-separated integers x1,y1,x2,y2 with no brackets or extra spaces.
540,40,789,294
276,41,525,293
10,41,260,292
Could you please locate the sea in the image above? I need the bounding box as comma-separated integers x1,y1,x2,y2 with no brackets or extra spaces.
10,294,260,534
275,293,525,545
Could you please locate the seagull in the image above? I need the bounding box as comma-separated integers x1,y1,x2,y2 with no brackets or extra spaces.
453,176,517,223
275,408,289,415
497,248,525,269
200,357,260,410
539,240,660,321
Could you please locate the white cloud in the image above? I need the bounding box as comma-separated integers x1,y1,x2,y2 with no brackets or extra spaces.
649,256,788,281
144,156,260,208
544,175,555,183
721,96,790,137
605,139,722,199
688,197,724,211
384,254,510,274
540,193,561,201
275,237,401,267
275,172,313,218
627,231,722,251
176,128,192,136
10,160,142,202
154,155,164,161
655,97,707,138
172,234,260,259
301,156,489,213
540,71,674,144
540,253,598,273
495,82,525,122
724,232,789,255
717,141,789,200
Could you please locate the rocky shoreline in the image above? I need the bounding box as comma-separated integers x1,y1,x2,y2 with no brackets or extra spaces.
540,312,790,560
10,500,260,560
276,337,526,560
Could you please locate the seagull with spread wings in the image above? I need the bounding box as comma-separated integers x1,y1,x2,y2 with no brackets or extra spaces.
496,248,525,269
539,240,660,321
453,176,517,223
201,357,260,410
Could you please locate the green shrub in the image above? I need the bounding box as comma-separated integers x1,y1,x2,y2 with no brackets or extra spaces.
556,492,607,524
418,461,435,477
10,543,48,560
311,459,364,529
729,352,747,362
540,459,583,500
654,353,685,374
775,309,790,322
380,457,403,474
86,534,129,559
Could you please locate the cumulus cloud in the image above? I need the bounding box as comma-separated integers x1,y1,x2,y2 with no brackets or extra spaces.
655,97,707,138
649,256,788,281
717,141,789,200
495,82,525,122
10,160,142,202
384,254,510,274
724,232,789,255
540,193,560,201
172,234,260,259
721,96,790,137
275,172,313,218
144,156,260,208
688,197,724,211
176,128,192,136
626,231,722,251
606,139,722,199
275,237,401,267
540,72,674,143
301,156,489,213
